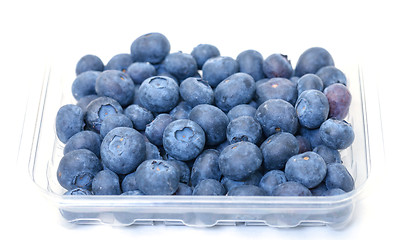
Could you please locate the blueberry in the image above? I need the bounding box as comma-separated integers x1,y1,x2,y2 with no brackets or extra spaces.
299,126,324,149
56,104,85,143
95,70,135,107
138,76,180,113
75,54,104,75
124,104,154,131
255,99,298,137
218,141,262,181
325,163,354,192
167,159,191,184
322,188,346,196
227,185,266,196
272,181,312,196
255,77,297,106
57,149,102,190
319,119,355,150
174,183,193,195
100,127,146,174
145,142,162,160
130,32,170,64
323,83,352,120
145,113,173,146
310,181,328,196
191,44,220,69
226,116,262,144
295,135,312,153
295,47,334,77
296,73,324,96
121,172,138,193
71,71,100,100
85,96,123,133
226,104,256,122
221,171,262,192
76,94,99,112
260,132,299,170
64,130,102,158
163,119,205,161
189,104,229,146
313,145,342,164
259,170,287,196
100,113,133,138
190,149,221,187
262,53,293,79
135,159,180,195
316,66,347,88
202,56,239,87
214,72,256,112
285,151,327,188
163,52,198,81
105,53,133,72
192,179,226,196
179,77,214,107
91,169,121,195
126,62,156,85
121,190,145,196
236,49,265,81
169,101,192,120
295,89,329,129
64,188,92,196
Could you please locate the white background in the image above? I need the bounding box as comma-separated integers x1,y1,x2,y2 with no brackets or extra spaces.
1,0,401,239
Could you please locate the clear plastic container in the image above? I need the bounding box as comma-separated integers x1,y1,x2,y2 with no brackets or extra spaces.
18,54,380,229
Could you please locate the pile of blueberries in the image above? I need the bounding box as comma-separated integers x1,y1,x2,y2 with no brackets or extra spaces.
56,32,355,197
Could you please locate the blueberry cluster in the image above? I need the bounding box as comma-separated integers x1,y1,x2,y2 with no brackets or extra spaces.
56,32,354,197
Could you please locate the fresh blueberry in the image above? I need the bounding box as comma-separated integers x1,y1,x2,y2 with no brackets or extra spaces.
324,83,352,120
259,170,287,196
85,96,123,133
138,76,180,113
105,53,133,72
56,104,85,143
91,169,121,195
135,159,180,195
153,62,178,83
295,135,312,153
322,188,346,196
295,89,329,129
214,72,256,112
192,179,226,196
179,77,214,107
310,181,328,196
295,47,334,77
64,130,102,158
313,145,342,164
121,190,145,196
163,119,205,161
221,171,262,192
272,181,312,196
130,32,170,64
191,44,220,69
260,132,299,170
145,141,163,160
126,62,156,85
255,77,297,106
95,70,135,107
99,113,133,138
218,141,262,181
316,66,347,88
285,151,327,188
174,183,193,195
262,53,293,79
190,149,221,187
169,101,192,120
76,94,99,112
226,104,256,122
145,113,173,146
124,104,154,131
189,104,229,146
75,54,104,75
296,73,324,96
100,127,146,174
227,185,266,196
299,126,324,149
121,172,138,193
236,49,265,81
226,116,262,144
64,188,93,196
325,163,354,192
319,119,355,150
167,159,191,184
202,56,239,87
255,99,298,137
71,71,100,100
57,149,102,191
163,52,198,81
